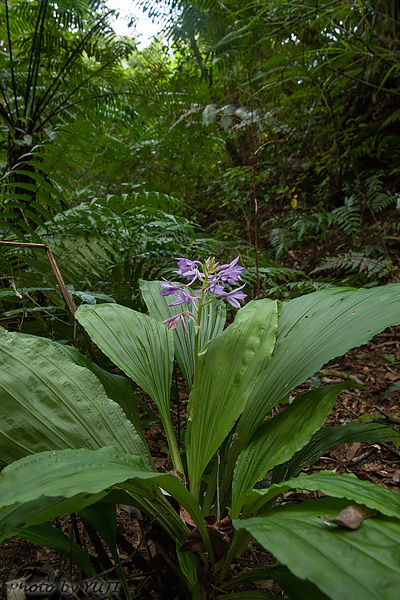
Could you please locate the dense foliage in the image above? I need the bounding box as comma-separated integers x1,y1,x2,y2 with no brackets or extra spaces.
2,1,400,325
0,1,400,599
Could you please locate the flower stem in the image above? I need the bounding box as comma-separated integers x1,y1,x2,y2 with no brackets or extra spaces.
164,417,184,474
186,289,205,498
187,289,204,425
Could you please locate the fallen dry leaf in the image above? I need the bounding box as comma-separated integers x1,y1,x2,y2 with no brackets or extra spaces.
393,470,400,483
345,442,362,462
322,504,377,530
180,515,233,558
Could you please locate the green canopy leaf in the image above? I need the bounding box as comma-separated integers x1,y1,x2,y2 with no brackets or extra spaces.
0,328,149,467
235,284,400,452
75,303,181,470
186,299,278,496
237,497,400,600
252,470,400,518
140,279,226,390
232,383,355,516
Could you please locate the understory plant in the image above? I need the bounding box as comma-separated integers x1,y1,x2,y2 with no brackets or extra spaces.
0,256,400,599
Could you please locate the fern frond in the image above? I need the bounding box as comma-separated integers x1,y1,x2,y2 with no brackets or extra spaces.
382,108,400,129
370,191,398,214
332,196,362,235
311,251,393,280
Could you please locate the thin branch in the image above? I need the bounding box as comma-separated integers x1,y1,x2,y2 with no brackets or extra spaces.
33,91,140,132
32,10,114,124
30,0,49,118
0,240,76,317
326,65,400,97
36,57,123,127
5,0,19,120
379,441,400,460
24,0,48,118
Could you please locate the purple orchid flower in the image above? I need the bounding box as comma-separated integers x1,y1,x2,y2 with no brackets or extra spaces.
208,281,225,296
168,288,198,307
161,313,189,334
159,279,181,296
219,283,247,308
175,258,200,282
218,256,244,286
161,311,198,335
160,256,247,334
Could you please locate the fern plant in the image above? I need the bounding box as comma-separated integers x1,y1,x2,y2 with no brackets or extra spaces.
311,250,397,286
0,0,141,233
0,190,221,337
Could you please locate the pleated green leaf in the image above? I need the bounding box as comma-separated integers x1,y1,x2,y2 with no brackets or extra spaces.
79,501,131,599
17,523,96,577
252,471,400,518
0,446,213,559
0,328,150,468
232,383,354,516
272,422,400,483
259,565,329,600
235,284,400,452
237,497,400,600
75,303,183,470
0,447,162,544
55,343,149,451
219,565,328,599
76,303,173,430
186,299,278,495
140,279,226,390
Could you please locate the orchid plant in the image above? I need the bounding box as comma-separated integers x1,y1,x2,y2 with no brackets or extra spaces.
0,256,400,599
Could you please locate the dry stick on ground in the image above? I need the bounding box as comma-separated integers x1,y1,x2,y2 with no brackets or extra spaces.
0,241,76,316
374,405,400,426
332,393,400,465
344,447,377,468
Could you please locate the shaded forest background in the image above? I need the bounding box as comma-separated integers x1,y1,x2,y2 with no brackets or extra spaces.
1,0,400,338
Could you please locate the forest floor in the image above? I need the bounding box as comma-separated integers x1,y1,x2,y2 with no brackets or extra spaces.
0,321,399,599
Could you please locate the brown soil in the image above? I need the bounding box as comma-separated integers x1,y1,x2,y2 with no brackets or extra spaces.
0,327,399,600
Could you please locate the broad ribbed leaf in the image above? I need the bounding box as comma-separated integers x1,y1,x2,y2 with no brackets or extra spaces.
56,343,148,449
187,299,278,495
232,383,354,516
219,565,328,599
0,446,213,559
80,501,118,559
0,328,149,467
261,565,329,600
140,279,226,390
252,471,400,518
17,523,96,577
272,422,400,483
75,303,183,469
235,284,400,451
237,497,400,600
79,501,131,598
76,303,173,429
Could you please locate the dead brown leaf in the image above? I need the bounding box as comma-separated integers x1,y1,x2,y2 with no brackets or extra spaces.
322,504,377,530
